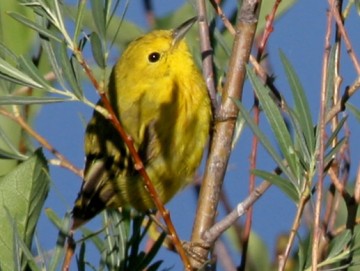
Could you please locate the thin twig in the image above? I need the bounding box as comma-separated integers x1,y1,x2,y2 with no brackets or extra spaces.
197,0,218,110
323,0,343,235
312,5,333,270
328,0,360,75
278,190,310,271
256,0,281,59
209,0,236,35
203,175,275,244
0,107,83,177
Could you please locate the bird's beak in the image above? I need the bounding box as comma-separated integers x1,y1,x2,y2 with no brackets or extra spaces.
171,17,197,48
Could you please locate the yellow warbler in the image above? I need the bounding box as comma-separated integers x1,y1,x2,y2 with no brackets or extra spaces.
72,17,212,228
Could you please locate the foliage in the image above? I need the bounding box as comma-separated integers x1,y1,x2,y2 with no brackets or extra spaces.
0,0,359,270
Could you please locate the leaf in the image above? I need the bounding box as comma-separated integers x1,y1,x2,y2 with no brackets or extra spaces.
90,32,106,69
47,210,71,271
347,103,360,122
8,11,62,43
325,116,347,150
0,125,28,160
136,231,166,270
325,47,336,112
73,0,86,42
63,5,144,50
324,137,346,167
234,98,294,181
0,57,43,89
0,95,73,105
247,67,298,182
0,2,36,55
0,149,50,270
59,42,83,98
279,50,315,156
356,0,360,16
327,230,351,259
252,169,299,202
18,55,52,90
41,36,67,91
90,0,106,40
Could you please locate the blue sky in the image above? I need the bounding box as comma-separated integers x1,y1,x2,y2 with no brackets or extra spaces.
33,0,360,270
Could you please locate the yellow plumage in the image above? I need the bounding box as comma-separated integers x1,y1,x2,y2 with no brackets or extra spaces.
72,18,212,228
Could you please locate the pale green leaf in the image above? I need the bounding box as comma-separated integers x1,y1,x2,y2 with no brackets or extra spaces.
252,169,299,202
59,42,83,98
234,98,294,180
247,67,298,182
0,149,50,270
91,32,106,69
0,96,72,105
279,50,315,155
0,58,43,89
8,11,62,43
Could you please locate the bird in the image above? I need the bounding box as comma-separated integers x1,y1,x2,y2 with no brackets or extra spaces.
71,17,212,229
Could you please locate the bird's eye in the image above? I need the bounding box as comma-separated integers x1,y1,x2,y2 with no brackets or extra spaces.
148,52,161,63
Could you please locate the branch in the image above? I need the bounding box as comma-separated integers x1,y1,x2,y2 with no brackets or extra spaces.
0,107,82,177
197,0,217,110
190,1,262,268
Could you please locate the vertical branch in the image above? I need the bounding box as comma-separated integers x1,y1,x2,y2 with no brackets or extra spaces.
190,0,262,268
324,0,343,235
196,0,217,110
238,106,258,271
312,6,333,270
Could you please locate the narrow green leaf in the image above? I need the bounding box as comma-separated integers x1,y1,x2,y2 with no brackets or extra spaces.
279,50,315,153
59,42,83,98
0,42,18,61
80,226,105,253
234,98,294,181
90,32,106,69
47,210,71,271
10,219,41,271
0,148,27,160
18,56,52,89
325,47,336,112
324,137,346,167
33,234,46,270
327,230,351,259
287,107,311,165
247,67,298,182
356,0,360,15
103,210,120,269
0,149,50,271
8,11,62,43
325,116,347,150
137,232,166,270
252,169,299,202
0,58,43,89
232,109,248,150
90,0,106,39
76,242,86,271
297,236,309,271
0,96,72,105
0,125,28,160
73,0,86,42
347,103,360,122
41,37,67,90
